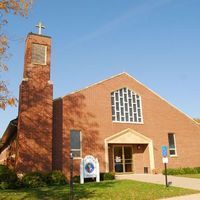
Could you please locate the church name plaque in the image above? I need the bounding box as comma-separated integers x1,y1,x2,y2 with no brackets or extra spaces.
80,155,100,184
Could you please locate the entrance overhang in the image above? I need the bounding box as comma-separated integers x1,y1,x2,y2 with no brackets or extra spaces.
104,128,155,173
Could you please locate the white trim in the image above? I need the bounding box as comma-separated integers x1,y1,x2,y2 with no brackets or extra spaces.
124,73,200,127
104,128,155,173
105,128,152,143
60,72,199,127
112,121,143,125
62,72,127,98
111,87,143,124
70,130,82,159
112,145,133,173
168,133,177,157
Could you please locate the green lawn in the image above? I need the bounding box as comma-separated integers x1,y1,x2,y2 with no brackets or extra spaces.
0,180,199,200
176,174,200,179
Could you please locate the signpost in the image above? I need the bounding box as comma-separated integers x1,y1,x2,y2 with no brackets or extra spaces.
80,155,100,184
162,146,169,187
69,153,74,200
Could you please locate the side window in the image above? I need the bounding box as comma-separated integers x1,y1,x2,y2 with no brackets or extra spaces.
70,130,82,158
168,133,177,156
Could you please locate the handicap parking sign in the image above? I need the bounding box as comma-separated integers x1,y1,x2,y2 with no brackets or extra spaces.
162,146,168,157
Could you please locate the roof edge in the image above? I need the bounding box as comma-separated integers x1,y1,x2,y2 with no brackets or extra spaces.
56,71,199,127
125,73,200,127
61,72,127,98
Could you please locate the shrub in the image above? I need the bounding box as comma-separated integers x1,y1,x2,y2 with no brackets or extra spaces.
194,167,200,173
162,167,200,175
0,182,10,190
22,172,46,188
73,175,80,183
46,171,67,186
103,172,115,180
0,165,18,189
163,168,184,175
182,167,198,174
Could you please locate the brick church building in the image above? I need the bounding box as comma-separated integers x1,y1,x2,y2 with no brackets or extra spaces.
0,32,200,177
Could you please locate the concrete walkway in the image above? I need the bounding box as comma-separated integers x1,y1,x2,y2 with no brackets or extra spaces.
116,174,200,199
161,193,200,200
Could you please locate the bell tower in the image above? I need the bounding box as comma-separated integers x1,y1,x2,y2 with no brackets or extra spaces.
16,24,53,172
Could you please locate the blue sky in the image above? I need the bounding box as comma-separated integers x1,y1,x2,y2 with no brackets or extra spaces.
0,0,200,136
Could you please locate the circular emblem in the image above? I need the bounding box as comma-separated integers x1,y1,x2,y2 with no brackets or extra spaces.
85,162,95,173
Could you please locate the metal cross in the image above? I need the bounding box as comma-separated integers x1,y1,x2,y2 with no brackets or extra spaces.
35,22,45,35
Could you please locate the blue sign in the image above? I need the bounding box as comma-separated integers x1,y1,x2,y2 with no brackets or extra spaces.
162,146,168,157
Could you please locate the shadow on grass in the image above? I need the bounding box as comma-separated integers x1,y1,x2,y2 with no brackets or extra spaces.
0,181,116,200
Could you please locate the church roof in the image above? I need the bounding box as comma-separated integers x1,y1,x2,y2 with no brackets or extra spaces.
61,72,129,97
0,118,18,153
58,72,200,127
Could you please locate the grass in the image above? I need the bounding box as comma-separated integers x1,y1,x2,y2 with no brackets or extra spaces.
176,174,200,179
0,180,199,200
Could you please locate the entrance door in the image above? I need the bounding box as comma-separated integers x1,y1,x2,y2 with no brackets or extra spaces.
113,146,133,173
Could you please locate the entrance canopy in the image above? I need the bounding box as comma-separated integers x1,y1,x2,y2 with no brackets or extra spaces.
104,128,155,173
105,128,152,144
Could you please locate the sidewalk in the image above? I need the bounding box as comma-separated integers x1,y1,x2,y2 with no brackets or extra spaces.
162,193,200,200
116,174,200,190
116,174,200,199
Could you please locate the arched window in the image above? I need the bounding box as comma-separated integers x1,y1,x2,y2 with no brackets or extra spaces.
111,88,143,123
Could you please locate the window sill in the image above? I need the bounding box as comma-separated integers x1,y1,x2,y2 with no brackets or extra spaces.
112,121,144,125
170,155,178,158
73,157,82,160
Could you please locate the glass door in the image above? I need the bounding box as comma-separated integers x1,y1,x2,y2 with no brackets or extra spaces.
114,146,123,172
113,145,133,173
124,146,132,172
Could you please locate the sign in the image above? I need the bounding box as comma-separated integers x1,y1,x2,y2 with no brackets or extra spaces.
161,146,169,187
162,157,169,164
162,146,168,157
115,156,121,163
80,155,100,184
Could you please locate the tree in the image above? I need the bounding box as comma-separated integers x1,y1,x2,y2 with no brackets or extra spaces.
0,0,33,110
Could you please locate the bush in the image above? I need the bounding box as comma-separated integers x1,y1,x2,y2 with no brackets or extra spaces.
0,165,18,189
162,167,200,175
73,175,80,183
194,167,200,173
103,172,115,180
22,172,46,188
182,167,198,174
163,168,184,175
46,171,67,186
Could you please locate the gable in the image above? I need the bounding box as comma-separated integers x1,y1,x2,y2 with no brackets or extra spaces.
60,72,199,129
105,128,152,144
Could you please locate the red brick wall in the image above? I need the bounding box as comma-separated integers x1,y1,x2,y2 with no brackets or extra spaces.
133,144,149,173
53,98,63,170
16,33,53,173
56,73,200,177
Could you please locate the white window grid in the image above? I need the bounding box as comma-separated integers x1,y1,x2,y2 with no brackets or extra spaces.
168,133,177,157
111,88,143,124
70,130,82,159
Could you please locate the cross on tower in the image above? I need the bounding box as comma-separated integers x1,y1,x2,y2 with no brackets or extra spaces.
35,22,45,35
